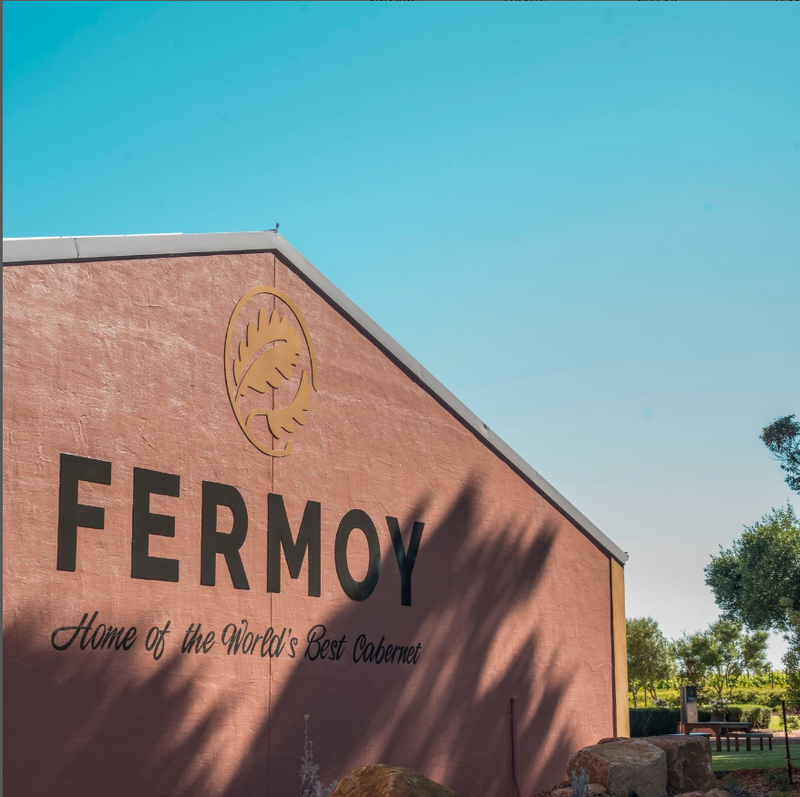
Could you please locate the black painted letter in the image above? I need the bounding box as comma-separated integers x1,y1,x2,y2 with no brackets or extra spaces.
267,494,321,597
386,516,424,606
200,481,250,589
131,468,180,582
57,454,112,571
335,509,381,601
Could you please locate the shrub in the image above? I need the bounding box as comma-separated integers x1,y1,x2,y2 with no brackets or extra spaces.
300,714,337,797
726,704,772,730
629,708,678,737
787,670,800,711
570,767,589,797
729,686,788,708
656,688,680,705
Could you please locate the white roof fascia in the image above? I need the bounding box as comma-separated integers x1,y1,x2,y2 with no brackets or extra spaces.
3,232,628,565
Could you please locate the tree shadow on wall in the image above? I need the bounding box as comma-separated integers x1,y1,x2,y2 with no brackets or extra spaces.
225,477,588,797
4,477,602,797
3,617,234,797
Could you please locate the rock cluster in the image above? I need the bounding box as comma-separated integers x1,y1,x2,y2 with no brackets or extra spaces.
567,736,726,797
329,736,726,797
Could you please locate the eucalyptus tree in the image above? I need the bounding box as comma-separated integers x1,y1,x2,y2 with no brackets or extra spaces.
627,617,674,707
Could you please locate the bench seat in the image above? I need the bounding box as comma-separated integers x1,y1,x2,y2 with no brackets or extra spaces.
725,731,773,752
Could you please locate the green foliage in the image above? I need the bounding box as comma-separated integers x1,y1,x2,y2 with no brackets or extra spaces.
630,685,788,711
629,708,678,737
736,670,789,688
626,617,675,707
674,631,710,689
705,505,800,634
704,620,769,701
713,745,789,772
674,619,769,701
728,685,788,708
785,715,800,731
785,629,800,709
725,704,772,730
761,415,800,494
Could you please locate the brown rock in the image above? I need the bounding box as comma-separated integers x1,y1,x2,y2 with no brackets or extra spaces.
641,735,717,792
329,765,459,797
567,739,667,797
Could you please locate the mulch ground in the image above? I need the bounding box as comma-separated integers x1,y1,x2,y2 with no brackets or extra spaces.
533,772,800,796
717,768,799,797
532,780,569,797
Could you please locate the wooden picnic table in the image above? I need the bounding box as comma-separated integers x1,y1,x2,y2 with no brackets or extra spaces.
680,721,752,752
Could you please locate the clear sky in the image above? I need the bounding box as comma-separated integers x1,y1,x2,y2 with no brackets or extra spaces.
4,1,799,667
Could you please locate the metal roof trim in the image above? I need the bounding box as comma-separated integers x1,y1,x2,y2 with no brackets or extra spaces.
3,231,628,564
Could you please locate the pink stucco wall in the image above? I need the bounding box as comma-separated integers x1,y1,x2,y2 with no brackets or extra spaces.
3,251,615,797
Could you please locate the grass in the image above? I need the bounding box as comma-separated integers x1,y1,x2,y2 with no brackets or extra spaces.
711,745,794,772
772,713,800,731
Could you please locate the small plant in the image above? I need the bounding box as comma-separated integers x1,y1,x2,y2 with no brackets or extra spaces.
299,714,338,797
764,770,793,797
785,714,800,731
570,767,589,797
709,697,729,714
765,770,790,785
723,774,742,790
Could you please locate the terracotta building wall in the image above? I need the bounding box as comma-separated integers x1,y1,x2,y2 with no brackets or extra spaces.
3,251,615,797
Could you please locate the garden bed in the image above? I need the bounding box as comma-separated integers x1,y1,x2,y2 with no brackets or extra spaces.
717,768,799,797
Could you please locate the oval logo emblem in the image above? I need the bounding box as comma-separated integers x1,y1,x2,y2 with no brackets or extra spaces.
224,286,318,457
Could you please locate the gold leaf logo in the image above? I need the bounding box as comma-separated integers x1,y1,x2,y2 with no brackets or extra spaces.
224,286,318,457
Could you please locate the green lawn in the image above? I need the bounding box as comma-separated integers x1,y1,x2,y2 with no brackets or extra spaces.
711,745,794,772
771,713,800,732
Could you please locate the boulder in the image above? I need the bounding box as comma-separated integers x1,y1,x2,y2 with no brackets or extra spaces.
567,739,667,797
641,735,717,792
329,765,459,797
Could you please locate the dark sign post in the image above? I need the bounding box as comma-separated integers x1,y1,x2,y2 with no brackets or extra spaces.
782,699,794,785
680,685,698,727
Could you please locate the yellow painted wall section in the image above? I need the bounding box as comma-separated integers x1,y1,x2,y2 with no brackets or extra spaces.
611,558,630,737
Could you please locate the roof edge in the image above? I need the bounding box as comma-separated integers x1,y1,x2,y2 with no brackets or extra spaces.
3,232,628,564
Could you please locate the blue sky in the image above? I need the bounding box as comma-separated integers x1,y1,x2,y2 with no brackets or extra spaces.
4,1,799,666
